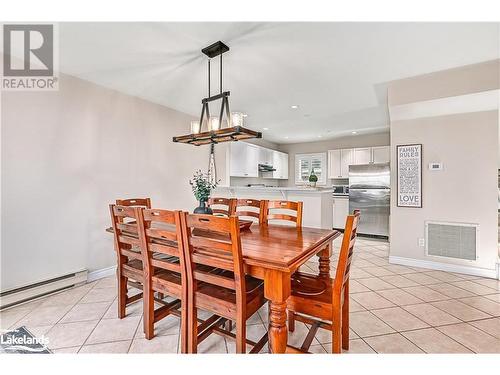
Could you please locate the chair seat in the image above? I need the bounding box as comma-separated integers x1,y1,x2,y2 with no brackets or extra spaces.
288,271,339,321
122,258,143,281
196,275,265,320
124,253,176,271
153,268,182,281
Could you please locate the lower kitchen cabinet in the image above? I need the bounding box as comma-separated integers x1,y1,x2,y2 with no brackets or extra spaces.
333,196,349,229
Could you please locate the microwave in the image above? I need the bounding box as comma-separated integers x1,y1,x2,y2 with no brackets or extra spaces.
332,186,349,195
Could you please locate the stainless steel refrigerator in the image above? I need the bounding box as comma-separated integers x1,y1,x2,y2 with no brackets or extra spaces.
349,163,390,237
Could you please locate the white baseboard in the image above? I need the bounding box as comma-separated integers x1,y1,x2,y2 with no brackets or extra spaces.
87,266,116,283
389,256,498,279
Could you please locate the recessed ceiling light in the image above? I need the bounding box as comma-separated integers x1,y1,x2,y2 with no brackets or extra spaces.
285,136,289,139
318,135,322,138
351,131,358,135
263,127,269,130
291,105,299,109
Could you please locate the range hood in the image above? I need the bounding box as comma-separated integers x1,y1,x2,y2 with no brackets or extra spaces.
258,164,276,172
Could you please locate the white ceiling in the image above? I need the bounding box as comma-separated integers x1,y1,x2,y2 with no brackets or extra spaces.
59,22,499,144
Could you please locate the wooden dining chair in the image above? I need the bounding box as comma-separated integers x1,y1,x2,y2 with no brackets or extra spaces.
180,213,268,353
286,210,361,353
135,208,188,351
207,197,237,217
115,197,170,301
261,200,303,227
115,198,151,208
109,204,145,319
235,198,264,223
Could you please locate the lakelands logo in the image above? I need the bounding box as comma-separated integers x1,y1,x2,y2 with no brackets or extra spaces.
2,23,59,90
0,328,50,353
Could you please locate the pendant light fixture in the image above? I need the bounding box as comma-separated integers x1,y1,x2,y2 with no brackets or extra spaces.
172,41,262,146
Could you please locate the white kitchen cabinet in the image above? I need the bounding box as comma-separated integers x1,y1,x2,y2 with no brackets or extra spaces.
333,197,349,229
371,146,390,164
353,147,371,165
341,149,354,177
271,150,289,179
328,149,341,178
328,146,390,179
258,147,273,166
328,149,353,179
229,142,259,177
230,142,288,179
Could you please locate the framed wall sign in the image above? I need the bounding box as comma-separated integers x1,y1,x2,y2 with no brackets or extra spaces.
397,144,422,208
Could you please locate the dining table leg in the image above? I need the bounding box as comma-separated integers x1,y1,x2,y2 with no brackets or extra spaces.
264,269,291,353
317,241,333,278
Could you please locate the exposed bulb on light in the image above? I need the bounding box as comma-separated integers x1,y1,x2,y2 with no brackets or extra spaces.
190,120,200,134
209,116,220,131
231,112,244,127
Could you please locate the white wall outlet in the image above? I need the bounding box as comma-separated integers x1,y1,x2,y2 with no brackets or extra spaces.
418,238,425,247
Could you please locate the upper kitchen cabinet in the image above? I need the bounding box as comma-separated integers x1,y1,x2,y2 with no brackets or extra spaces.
328,145,390,179
270,150,289,179
229,142,288,179
328,149,353,178
229,142,260,177
353,147,371,165
371,146,390,164
258,146,273,166
295,152,327,185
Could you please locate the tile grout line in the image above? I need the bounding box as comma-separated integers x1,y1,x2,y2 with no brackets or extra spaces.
347,242,480,353
5,283,97,330
45,282,102,352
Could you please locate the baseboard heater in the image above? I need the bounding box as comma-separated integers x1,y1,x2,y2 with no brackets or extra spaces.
0,270,88,310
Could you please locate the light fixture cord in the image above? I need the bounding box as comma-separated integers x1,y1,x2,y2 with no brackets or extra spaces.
208,58,211,97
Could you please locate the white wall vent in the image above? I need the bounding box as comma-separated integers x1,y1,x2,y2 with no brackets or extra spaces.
425,221,478,261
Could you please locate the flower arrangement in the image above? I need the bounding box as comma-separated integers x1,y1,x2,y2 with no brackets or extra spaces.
189,170,219,202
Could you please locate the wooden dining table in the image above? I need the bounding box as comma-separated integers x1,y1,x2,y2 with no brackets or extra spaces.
106,223,340,353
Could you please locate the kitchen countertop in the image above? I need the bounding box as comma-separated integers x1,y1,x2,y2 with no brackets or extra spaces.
216,186,334,193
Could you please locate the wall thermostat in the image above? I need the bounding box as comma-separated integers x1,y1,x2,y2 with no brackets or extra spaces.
428,162,443,171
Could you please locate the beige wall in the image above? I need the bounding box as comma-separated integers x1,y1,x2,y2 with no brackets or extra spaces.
388,60,500,276
278,132,390,186
0,72,231,291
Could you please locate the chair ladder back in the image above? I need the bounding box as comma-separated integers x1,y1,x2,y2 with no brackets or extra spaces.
235,198,263,223
333,210,361,294
137,208,184,277
180,213,246,295
262,200,303,227
109,204,142,263
115,198,151,224
207,197,237,217
116,198,151,208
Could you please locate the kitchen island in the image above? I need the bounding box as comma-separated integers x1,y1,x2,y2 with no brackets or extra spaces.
214,186,333,229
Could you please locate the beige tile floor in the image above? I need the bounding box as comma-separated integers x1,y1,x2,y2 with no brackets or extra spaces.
2,238,500,354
